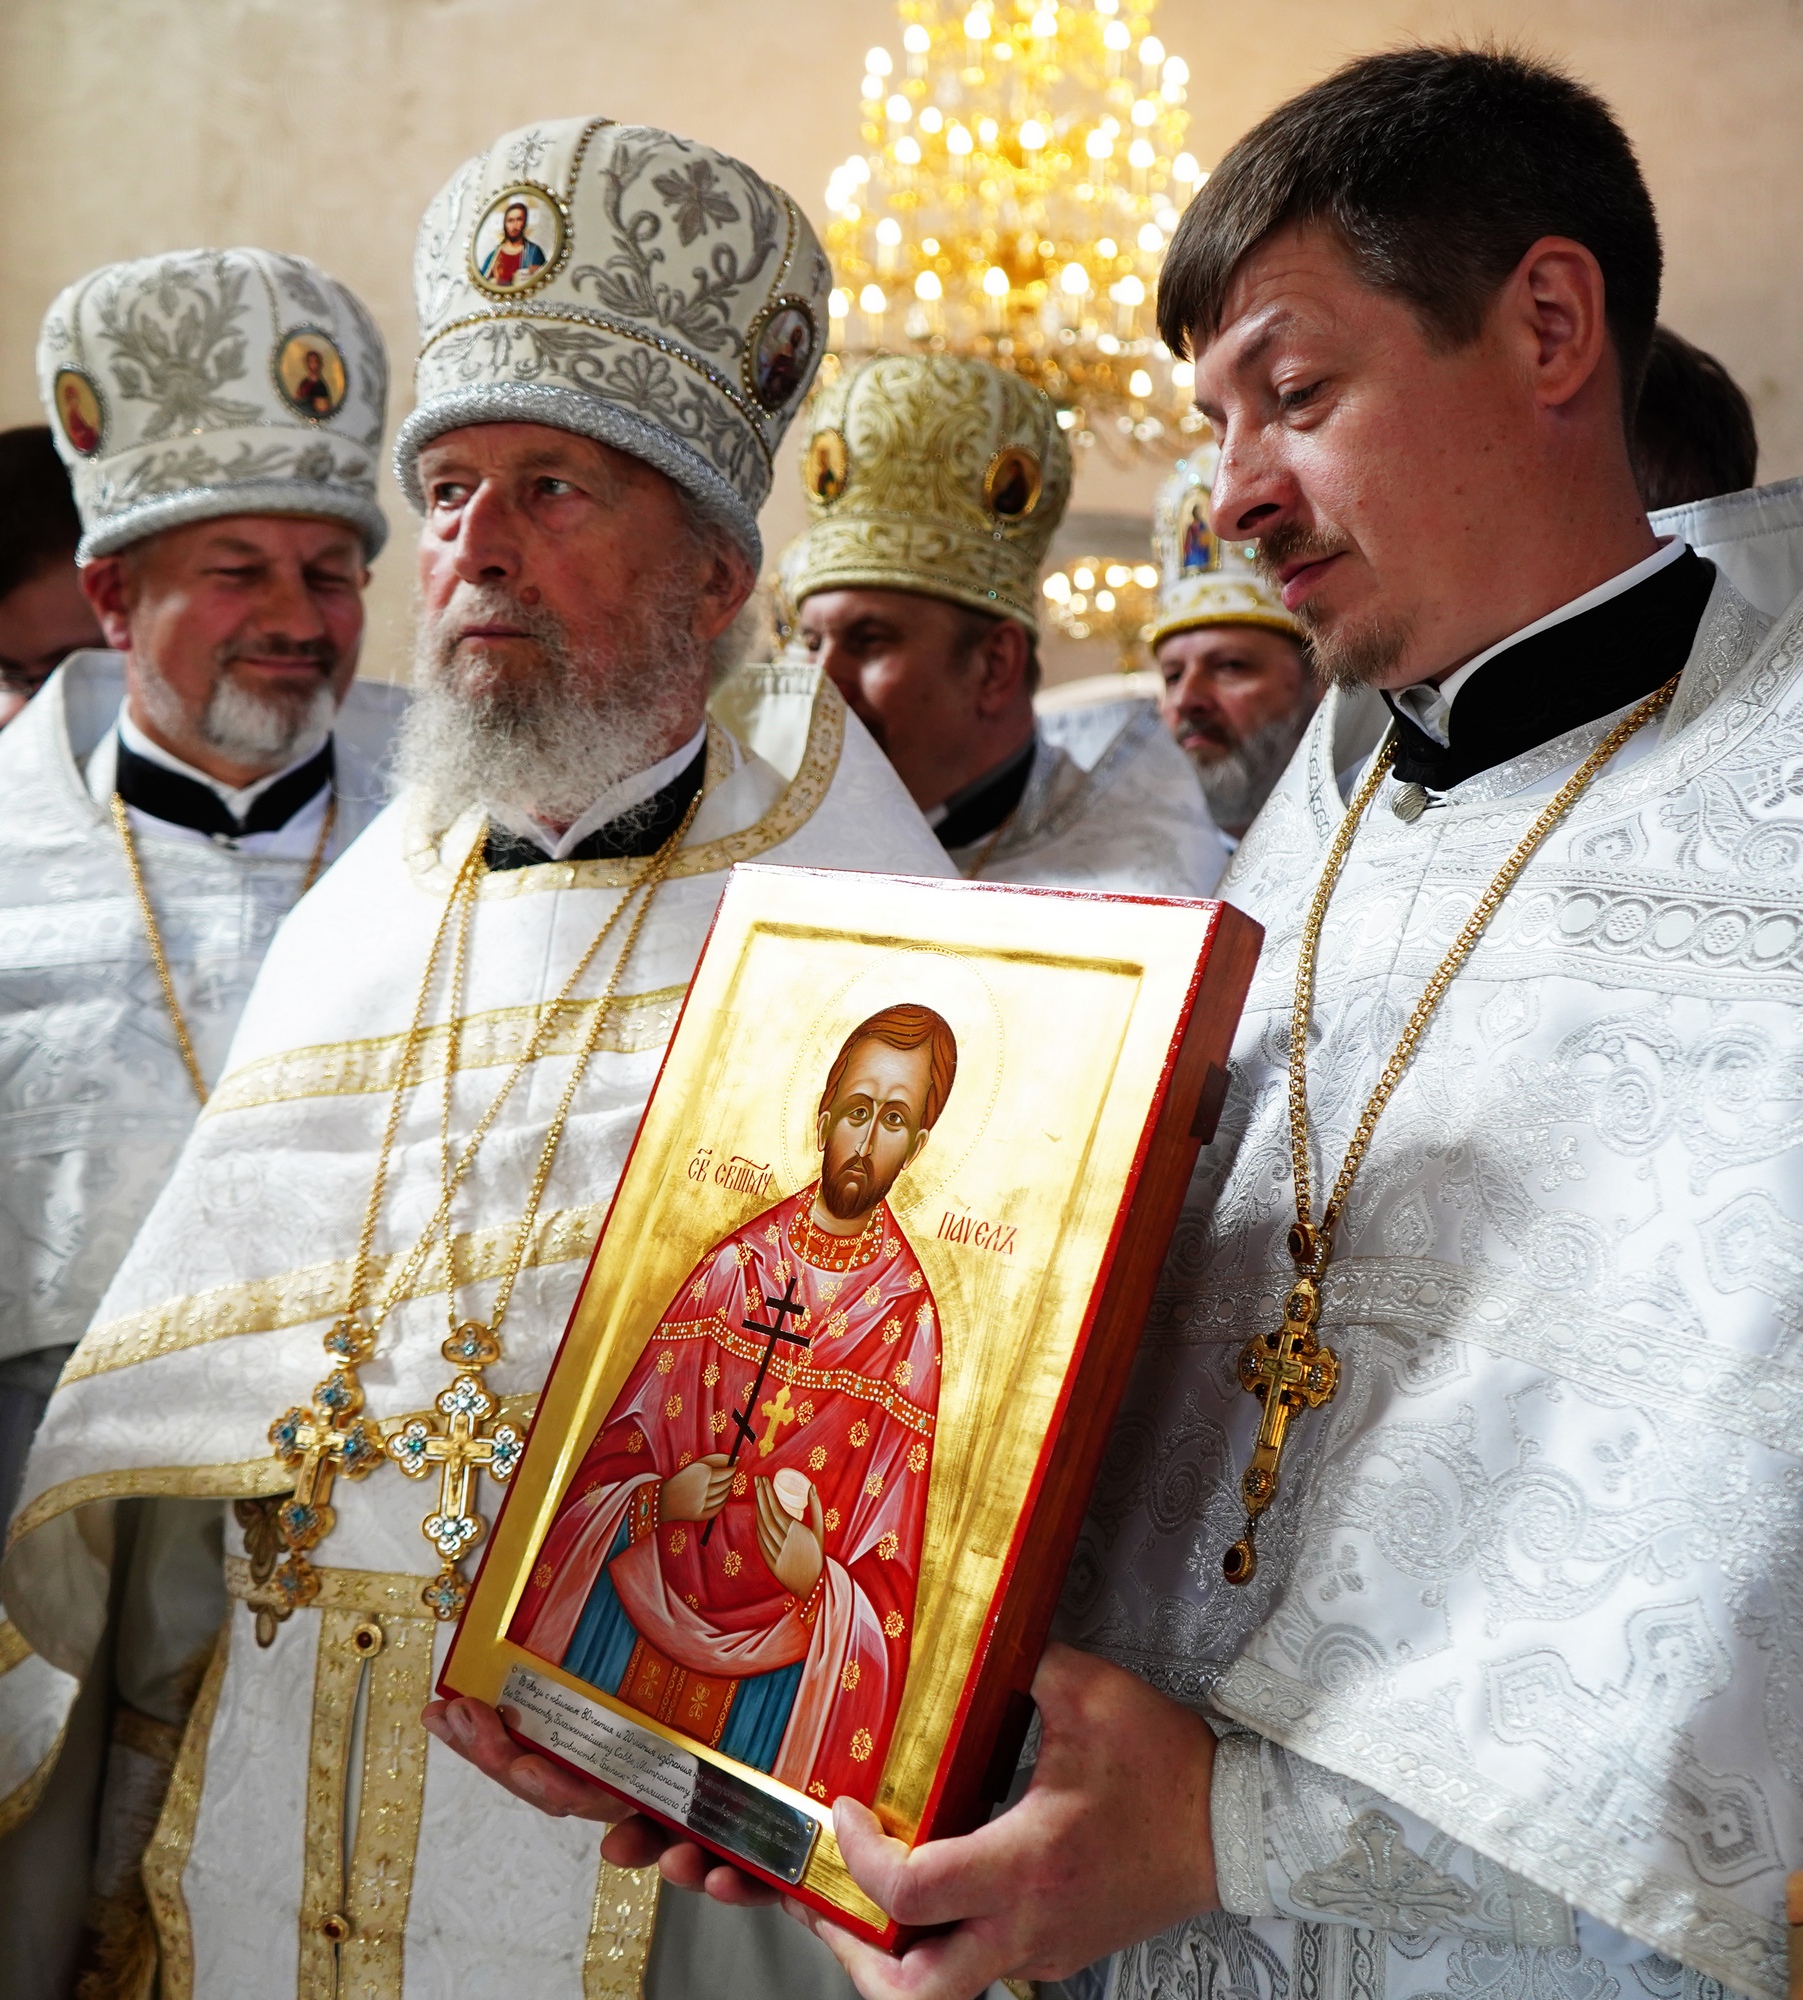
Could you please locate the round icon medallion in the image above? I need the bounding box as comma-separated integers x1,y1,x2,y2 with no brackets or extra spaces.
274,330,349,420
982,446,1042,521
1176,490,1219,575
746,298,818,413
469,183,568,297
806,427,849,505
52,369,104,457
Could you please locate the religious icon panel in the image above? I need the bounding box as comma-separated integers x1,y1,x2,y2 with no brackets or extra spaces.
443,864,1260,1944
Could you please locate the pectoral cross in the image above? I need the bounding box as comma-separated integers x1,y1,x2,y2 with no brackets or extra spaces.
701,1273,809,1545
267,1395,386,1618
1222,1276,1339,1586
757,1383,797,1457
388,1371,525,1619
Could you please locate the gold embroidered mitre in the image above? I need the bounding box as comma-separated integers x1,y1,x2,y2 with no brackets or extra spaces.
1149,445,1303,649
780,354,1072,634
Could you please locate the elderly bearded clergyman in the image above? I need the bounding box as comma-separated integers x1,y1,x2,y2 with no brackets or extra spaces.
433,49,1803,2000
0,117,947,1997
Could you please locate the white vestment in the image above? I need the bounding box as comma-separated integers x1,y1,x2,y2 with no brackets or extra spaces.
722,655,1229,898
1653,477,1803,620
1064,570,1800,2000
0,651,404,1376
0,677,949,1997
953,699,1229,895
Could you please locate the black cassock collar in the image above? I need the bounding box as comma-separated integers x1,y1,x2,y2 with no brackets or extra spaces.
1382,547,1716,793
482,741,707,872
114,736,334,841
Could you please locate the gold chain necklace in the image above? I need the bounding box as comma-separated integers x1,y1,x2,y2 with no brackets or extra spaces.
267,795,701,1621
1222,673,1681,1585
111,788,336,1104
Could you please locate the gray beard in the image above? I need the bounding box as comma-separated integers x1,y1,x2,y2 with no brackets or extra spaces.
1193,710,1315,835
133,651,335,769
398,581,709,835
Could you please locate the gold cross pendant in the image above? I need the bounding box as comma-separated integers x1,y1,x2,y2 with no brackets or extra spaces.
266,1388,385,1627
388,1370,525,1619
1222,1275,1339,1586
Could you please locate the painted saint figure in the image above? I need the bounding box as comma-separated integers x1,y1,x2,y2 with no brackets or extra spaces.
480,200,549,287
59,378,99,455
294,349,334,415
511,1004,955,1806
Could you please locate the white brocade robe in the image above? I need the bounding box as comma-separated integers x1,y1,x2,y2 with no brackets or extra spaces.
950,706,1230,895
718,654,1230,897
0,651,404,1369
1063,571,1801,2000
0,679,951,1997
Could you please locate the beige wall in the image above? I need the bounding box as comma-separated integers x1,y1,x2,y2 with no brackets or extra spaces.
5,0,1800,684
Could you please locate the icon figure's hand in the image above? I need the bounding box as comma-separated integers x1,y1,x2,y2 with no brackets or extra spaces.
754,1474,824,1598
661,1453,734,1522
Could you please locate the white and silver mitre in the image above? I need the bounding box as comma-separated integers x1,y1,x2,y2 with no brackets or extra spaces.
395,116,831,568
1148,444,1304,649
36,248,389,562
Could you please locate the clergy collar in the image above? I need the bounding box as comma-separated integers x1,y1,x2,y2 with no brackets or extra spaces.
928,732,1037,852
112,709,334,840
483,727,707,871
1383,540,1714,792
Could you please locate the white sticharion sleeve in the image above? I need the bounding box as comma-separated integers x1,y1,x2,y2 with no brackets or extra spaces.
1211,1725,1678,1968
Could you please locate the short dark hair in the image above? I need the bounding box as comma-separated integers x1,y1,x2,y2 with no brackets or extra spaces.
1157,46,1662,416
0,426,83,603
1632,324,1757,511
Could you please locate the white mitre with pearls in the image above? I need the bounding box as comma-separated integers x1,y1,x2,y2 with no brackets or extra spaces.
395,116,831,569
36,248,389,562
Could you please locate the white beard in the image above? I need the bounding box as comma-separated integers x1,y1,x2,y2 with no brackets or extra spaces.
133,651,335,769
397,581,709,835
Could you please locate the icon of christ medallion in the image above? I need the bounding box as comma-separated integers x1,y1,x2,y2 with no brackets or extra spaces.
510,1004,955,1806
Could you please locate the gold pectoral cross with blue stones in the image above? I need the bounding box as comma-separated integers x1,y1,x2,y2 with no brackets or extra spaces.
388,1327,525,1619
268,1327,387,1622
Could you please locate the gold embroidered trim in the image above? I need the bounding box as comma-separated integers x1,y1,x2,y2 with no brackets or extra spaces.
0,1618,30,1675
9,1458,293,1551
8,1399,536,1562
298,1603,366,1991
412,686,844,900
341,1604,436,1993
660,1316,935,1436
222,1552,521,1615
0,1726,63,1841
285,1571,438,1989
205,987,685,1120
143,1620,229,2000
583,1858,660,1999
63,1203,609,1389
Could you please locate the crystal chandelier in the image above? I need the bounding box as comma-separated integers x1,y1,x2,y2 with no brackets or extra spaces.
821,0,1211,456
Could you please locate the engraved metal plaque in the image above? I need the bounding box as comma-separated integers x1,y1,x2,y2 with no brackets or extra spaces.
499,1664,822,1884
